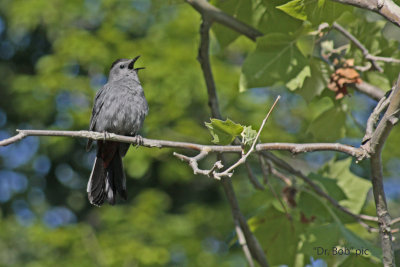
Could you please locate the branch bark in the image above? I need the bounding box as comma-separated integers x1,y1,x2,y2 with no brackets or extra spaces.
186,0,263,41
0,129,367,158
330,0,400,28
363,74,400,266
350,81,386,101
332,22,384,72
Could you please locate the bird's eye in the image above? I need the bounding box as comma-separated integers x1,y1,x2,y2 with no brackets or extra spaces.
120,65,125,69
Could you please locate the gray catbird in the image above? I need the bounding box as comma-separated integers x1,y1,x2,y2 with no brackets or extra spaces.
86,56,148,206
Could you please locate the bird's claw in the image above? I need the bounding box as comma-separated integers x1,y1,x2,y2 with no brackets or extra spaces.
103,131,110,142
135,135,144,148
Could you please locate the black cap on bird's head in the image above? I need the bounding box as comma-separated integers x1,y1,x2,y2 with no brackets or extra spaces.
110,56,145,71
109,56,145,82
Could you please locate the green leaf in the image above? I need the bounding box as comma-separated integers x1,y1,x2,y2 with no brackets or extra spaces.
286,65,311,91
309,173,347,202
299,190,381,263
307,106,346,141
320,40,334,55
211,0,254,48
240,33,307,91
205,118,244,145
340,254,382,266
298,60,329,102
300,222,381,263
300,222,341,257
366,72,391,92
298,191,331,223
274,0,352,25
252,207,301,266
296,34,315,58
305,0,352,25
255,0,303,35
321,158,371,214
241,125,257,146
338,224,381,262
276,0,307,21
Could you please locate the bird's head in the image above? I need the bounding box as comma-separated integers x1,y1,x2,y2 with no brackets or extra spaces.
108,56,144,82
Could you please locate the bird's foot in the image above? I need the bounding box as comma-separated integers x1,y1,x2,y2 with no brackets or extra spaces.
135,135,144,148
103,131,110,141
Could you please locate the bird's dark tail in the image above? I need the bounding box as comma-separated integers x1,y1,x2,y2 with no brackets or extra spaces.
87,141,127,206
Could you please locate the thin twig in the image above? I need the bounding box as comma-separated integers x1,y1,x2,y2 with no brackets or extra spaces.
260,156,294,187
261,151,379,223
332,22,381,71
258,154,271,185
173,149,223,179
0,132,26,146
244,162,265,190
332,22,399,72
354,63,373,72
391,217,400,225
350,81,386,101
257,155,292,219
235,220,255,267
366,55,400,64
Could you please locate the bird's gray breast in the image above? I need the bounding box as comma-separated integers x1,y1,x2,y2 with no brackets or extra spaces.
94,79,148,135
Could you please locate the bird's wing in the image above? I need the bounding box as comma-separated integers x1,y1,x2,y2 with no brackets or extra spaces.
86,84,108,151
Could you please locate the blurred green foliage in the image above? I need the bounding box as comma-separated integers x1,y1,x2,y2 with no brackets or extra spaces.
0,0,400,266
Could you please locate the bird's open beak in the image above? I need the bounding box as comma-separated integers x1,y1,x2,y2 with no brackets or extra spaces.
128,55,141,70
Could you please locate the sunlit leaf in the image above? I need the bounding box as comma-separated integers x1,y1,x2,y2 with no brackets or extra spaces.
286,65,311,91
321,158,371,214
205,118,244,145
277,0,307,21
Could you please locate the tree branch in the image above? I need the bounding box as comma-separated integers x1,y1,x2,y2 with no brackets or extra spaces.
173,149,223,178
350,81,386,101
330,0,400,28
0,132,27,146
362,89,392,144
245,162,265,190
198,17,222,119
0,129,368,159
7,129,400,230
362,73,400,266
186,0,263,41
